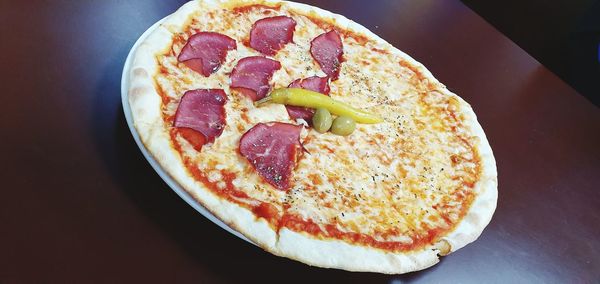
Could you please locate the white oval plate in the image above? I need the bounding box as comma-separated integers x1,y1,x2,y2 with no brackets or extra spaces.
121,17,255,245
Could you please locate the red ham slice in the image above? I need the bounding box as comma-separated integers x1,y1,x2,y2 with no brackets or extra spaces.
177,32,237,77
286,76,330,121
239,122,303,190
250,16,296,56
310,30,344,80
289,76,330,94
230,56,281,101
174,89,228,146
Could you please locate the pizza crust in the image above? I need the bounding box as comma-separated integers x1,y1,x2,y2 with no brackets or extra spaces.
127,0,497,274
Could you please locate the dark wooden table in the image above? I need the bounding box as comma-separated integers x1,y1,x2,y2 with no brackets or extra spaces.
2,0,599,282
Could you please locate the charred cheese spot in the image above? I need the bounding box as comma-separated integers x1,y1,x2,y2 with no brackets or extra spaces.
154,4,482,252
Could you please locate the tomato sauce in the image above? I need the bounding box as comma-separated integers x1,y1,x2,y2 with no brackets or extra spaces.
233,4,281,14
253,202,280,223
278,214,448,251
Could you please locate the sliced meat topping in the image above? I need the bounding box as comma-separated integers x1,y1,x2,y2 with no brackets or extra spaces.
177,32,237,77
250,16,296,56
239,122,303,191
174,89,228,147
310,30,344,80
286,76,330,121
230,56,281,101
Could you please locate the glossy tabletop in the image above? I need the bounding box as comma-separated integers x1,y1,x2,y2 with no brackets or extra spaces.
1,0,599,282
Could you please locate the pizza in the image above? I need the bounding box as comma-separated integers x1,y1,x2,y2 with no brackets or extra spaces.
126,0,497,274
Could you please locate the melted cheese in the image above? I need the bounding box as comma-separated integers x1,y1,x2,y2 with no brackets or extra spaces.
154,4,481,251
